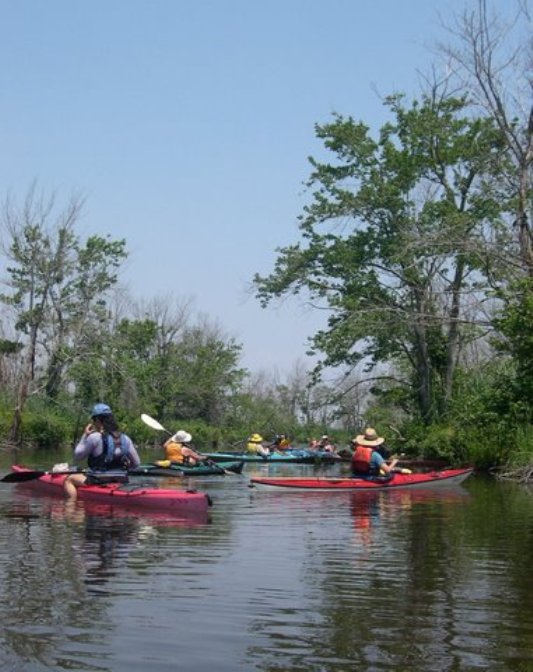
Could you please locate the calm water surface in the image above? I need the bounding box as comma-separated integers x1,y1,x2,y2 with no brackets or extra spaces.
1,453,533,672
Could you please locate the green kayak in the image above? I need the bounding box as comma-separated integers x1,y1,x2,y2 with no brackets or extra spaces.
129,460,244,477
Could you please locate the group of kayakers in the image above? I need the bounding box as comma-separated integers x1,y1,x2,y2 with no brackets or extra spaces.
244,428,397,478
246,426,400,478
63,401,402,499
245,432,291,457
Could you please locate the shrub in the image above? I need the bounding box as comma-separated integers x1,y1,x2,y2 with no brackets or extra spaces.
23,412,71,450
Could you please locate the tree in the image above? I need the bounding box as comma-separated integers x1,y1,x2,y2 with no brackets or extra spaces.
0,185,127,441
438,0,533,427
254,91,510,423
439,0,533,274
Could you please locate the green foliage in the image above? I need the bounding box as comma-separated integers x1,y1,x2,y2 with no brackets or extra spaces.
503,425,533,469
493,279,533,409
0,339,23,355
23,411,72,450
254,92,510,423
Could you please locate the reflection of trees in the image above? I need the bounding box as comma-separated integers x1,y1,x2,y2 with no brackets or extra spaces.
0,499,148,668
302,488,477,669
2,504,113,666
0,491,215,669
261,481,532,671
77,514,142,592
243,487,477,670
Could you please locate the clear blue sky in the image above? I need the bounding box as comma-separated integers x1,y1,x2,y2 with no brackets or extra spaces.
0,0,513,374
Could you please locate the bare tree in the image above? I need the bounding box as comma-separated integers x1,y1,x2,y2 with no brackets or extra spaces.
439,0,533,273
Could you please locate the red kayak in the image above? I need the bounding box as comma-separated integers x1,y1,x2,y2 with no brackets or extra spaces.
249,467,473,491
6,465,212,514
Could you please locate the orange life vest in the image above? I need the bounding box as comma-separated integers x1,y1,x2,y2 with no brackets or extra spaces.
351,445,373,473
165,440,185,463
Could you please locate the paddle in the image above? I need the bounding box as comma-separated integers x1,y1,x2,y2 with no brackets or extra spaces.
140,414,237,475
1,467,132,484
1,468,80,483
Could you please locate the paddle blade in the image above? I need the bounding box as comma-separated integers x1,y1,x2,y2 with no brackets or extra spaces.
1,470,46,483
141,414,167,432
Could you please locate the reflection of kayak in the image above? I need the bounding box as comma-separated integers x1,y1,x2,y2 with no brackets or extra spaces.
249,467,474,491
204,450,337,464
55,499,210,527
9,465,212,514
129,460,244,477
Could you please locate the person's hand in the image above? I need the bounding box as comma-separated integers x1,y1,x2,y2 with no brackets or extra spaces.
84,423,95,436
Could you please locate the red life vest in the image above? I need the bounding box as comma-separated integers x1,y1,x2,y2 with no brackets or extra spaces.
351,445,373,473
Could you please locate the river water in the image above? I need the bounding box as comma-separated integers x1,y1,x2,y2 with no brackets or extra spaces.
0,453,532,672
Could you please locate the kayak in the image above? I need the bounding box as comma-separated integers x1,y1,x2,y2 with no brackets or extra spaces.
129,460,244,477
204,449,338,464
7,465,212,514
204,450,314,464
249,467,474,491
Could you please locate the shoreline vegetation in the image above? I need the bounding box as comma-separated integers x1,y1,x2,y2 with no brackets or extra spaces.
0,411,531,484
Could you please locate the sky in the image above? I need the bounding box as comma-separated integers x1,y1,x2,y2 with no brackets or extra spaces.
0,0,515,376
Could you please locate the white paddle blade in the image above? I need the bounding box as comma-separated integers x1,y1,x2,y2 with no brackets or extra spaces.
141,414,167,432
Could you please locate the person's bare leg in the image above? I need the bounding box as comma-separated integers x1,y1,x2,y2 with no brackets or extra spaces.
64,473,87,499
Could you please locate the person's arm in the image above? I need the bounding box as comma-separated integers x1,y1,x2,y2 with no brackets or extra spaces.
182,445,203,461
377,453,398,474
73,429,102,461
125,436,141,467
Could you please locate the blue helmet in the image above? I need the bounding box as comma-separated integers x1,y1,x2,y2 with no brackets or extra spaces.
91,403,112,418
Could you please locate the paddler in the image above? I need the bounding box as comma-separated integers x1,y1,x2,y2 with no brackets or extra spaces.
350,428,398,478
64,403,141,499
163,429,204,466
246,433,270,458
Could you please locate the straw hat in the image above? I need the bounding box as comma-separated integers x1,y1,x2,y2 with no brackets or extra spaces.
354,427,384,447
250,433,263,443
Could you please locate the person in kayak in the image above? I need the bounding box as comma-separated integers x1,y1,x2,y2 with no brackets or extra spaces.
246,433,270,457
315,435,337,453
64,403,141,499
270,434,291,452
351,427,391,459
163,430,204,465
351,428,397,478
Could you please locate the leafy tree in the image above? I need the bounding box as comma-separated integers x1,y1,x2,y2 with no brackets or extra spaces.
254,91,510,423
0,186,127,441
167,325,245,424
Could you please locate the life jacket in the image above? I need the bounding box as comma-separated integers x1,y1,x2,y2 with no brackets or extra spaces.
88,432,130,471
246,441,261,454
165,440,185,463
351,445,373,474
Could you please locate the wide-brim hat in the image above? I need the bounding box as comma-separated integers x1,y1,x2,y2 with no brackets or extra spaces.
172,430,192,443
355,427,384,447
250,433,263,442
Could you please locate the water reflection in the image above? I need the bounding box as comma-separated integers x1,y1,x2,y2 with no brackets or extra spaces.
0,493,210,670
49,498,210,592
244,484,477,671
2,466,533,671
349,487,471,550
